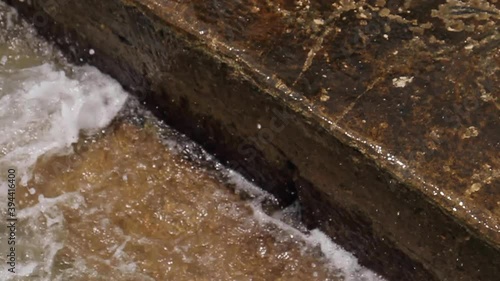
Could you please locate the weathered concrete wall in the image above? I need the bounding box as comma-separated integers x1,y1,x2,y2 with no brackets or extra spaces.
4,0,499,280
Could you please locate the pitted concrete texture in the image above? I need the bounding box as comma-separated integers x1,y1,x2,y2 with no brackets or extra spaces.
3,0,498,280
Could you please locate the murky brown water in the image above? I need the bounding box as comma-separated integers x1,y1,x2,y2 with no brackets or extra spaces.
15,119,340,280
0,3,384,281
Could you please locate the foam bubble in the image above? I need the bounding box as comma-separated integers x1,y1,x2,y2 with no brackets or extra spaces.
0,63,128,184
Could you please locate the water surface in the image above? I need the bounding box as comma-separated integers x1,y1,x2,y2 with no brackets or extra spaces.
0,3,384,281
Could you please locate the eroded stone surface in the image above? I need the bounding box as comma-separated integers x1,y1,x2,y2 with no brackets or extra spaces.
144,0,500,244
142,0,500,242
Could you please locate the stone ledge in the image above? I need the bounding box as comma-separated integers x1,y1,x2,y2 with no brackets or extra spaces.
4,0,499,280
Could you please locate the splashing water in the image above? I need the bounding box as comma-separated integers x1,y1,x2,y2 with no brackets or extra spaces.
0,63,128,184
0,2,385,281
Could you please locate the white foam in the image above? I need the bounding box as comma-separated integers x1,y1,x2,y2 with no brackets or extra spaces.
0,63,128,185
0,192,82,280
0,3,17,30
0,12,128,276
224,169,273,199
309,230,385,281
250,202,385,281
236,179,386,281
222,164,385,280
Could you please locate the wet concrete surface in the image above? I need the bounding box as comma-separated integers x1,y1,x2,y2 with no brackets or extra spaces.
2,0,498,280
144,0,500,242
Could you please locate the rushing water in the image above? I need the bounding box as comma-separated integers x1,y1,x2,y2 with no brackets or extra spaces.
0,3,385,281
